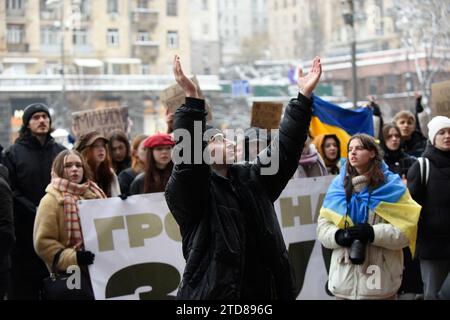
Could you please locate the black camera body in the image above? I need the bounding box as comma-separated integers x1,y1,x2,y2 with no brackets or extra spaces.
349,239,366,265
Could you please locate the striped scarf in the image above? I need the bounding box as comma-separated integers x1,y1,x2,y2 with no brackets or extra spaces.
51,177,106,249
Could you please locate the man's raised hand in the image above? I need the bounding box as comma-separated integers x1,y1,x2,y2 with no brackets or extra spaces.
173,55,199,98
297,56,322,99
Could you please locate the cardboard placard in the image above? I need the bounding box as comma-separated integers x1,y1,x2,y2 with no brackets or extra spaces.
250,102,283,129
432,80,450,117
160,76,212,121
72,107,128,138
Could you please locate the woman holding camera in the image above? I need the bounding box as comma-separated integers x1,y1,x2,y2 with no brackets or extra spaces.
317,134,421,300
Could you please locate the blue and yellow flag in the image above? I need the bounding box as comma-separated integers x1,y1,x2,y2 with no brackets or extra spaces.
319,161,421,255
311,95,374,157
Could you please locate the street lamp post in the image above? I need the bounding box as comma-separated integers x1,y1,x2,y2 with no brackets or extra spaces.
59,0,67,130
48,0,68,129
341,0,358,108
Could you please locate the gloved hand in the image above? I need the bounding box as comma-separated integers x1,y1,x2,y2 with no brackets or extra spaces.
348,223,375,244
335,229,357,247
76,250,95,266
119,193,128,200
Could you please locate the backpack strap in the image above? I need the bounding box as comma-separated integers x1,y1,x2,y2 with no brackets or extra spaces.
418,157,430,186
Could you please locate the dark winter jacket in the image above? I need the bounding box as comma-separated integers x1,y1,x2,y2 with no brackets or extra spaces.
129,172,145,195
2,133,65,262
382,145,416,178
401,131,427,158
407,143,450,259
165,93,312,300
0,164,14,273
118,167,138,196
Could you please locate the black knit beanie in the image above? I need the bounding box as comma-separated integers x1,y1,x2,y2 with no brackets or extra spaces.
21,103,51,128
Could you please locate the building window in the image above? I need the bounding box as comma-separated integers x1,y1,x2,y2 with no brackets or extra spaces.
203,23,209,35
369,77,378,95
140,64,150,75
107,0,118,13
202,0,208,10
167,31,179,49
6,24,24,44
107,29,119,47
6,0,23,10
73,28,88,45
79,0,90,15
387,75,397,94
41,27,59,45
137,30,150,42
167,0,177,16
137,0,148,9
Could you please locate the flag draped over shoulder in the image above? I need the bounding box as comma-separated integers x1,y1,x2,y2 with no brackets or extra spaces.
310,95,374,157
319,161,421,255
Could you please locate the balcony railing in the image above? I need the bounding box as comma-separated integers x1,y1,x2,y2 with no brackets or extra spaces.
6,8,25,17
40,10,61,20
131,9,159,29
133,41,159,60
6,42,29,52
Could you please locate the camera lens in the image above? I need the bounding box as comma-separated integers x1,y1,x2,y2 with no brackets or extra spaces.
349,239,365,265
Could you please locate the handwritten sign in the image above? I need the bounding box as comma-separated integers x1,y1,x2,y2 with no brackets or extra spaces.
432,80,450,117
251,102,283,129
72,107,128,138
160,76,212,121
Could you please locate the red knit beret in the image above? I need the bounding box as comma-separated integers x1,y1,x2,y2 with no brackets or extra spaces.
144,133,175,149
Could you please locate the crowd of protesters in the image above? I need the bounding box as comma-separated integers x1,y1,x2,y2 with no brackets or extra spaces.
0,54,449,301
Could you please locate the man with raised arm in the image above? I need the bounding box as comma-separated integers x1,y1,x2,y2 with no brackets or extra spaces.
165,55,322,300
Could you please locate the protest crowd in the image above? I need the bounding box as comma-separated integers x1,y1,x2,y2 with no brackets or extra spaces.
1,54,450,301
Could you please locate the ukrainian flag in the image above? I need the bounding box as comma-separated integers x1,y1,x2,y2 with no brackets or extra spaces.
319,161,421,255
311,95,374,157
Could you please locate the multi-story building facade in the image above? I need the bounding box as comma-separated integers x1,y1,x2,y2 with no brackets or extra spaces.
188,0,220,75
0,0,192,75
267,0,400,61
267,0,326,61
218,0,268,65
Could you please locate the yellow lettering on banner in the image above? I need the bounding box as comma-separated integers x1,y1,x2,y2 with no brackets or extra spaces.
94,213,182,251
164,212,182,242
313,193,326,223
95,216,125,252
126,214,163,248
280,196,313,227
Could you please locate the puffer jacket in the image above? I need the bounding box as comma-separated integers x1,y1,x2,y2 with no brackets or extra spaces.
33,184,101,272
381,145,416,178
407,143,450,259
317,213,409,300
2,133,65,255
165,93,312,300
0,164,14,273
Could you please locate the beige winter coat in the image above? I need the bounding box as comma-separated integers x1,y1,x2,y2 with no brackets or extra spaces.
33,184,101,273
317,211,409,300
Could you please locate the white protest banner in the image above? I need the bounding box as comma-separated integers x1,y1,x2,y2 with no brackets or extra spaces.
79,176,335,300
78,193,183,300
274,176,335,300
